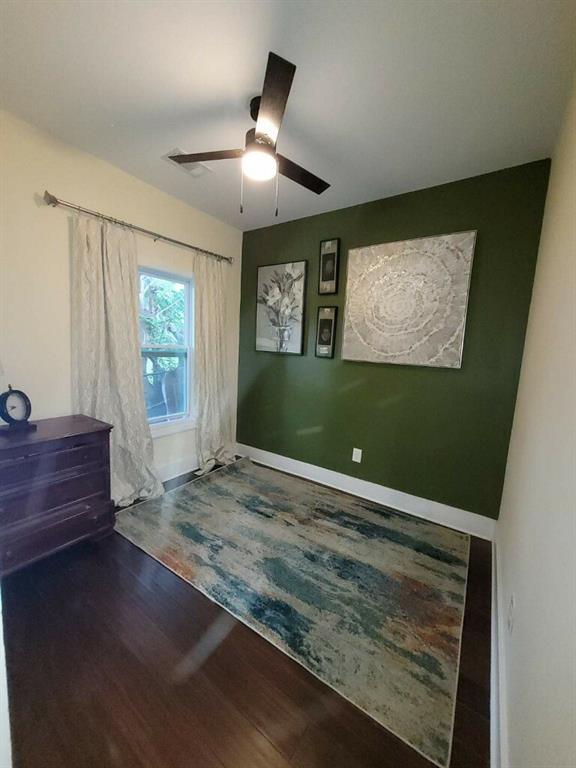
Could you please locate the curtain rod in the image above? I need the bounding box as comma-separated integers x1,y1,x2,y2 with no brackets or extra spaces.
43,190,233,264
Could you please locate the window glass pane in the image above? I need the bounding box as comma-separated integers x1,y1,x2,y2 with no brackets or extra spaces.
139,273,186,346
141,350,188,421
139,270,191,424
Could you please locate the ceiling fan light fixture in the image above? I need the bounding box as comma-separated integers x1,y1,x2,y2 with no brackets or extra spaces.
242,146,278,181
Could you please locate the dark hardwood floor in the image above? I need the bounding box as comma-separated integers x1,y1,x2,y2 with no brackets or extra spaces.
2,529,491,768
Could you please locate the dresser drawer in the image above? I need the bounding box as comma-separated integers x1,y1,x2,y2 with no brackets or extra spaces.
0,499,114,575
0,492,108,536
0,430,106,463
0,442,104,489
0,469,108,528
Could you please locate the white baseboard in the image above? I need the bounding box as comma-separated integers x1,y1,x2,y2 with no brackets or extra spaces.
155,456,198,483
235,444,496,541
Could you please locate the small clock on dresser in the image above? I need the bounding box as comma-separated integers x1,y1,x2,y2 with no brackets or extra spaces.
0,385,37,432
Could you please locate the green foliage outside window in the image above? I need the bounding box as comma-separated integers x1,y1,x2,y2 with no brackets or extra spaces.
140,273,187,375
140,273,186,345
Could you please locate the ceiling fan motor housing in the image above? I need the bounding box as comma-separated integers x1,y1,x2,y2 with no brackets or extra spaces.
244,128,275,155
249,96,261,122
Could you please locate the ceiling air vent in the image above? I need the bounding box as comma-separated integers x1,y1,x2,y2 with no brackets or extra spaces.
164,149,214,178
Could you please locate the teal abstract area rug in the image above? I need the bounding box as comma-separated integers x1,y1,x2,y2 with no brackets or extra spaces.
116,458,469,767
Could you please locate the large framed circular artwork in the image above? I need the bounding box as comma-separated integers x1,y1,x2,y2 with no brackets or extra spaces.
342,231,476,368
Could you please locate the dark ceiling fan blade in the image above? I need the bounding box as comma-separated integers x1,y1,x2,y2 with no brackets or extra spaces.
169,149,243,164
277,154,330,194
255,52,296,148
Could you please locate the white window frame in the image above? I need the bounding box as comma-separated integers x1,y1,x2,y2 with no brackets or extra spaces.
139,267,195,437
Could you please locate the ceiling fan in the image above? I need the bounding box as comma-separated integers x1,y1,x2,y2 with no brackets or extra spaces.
169,52,330,214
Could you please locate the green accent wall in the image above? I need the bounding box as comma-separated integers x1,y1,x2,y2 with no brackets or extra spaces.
237,161,550,519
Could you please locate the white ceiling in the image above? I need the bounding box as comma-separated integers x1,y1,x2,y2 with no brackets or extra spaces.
1,1,574,232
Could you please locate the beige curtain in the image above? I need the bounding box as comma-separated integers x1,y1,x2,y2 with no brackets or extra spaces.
71,216,163,505
190,250,235,472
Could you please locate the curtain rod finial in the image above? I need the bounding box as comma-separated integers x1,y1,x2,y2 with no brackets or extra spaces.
44,191,58,207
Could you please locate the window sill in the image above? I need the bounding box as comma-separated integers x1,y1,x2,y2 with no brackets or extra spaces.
149,418,196,439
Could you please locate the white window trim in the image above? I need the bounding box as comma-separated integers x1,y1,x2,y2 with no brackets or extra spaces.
149,416,196,438
139,267,196,437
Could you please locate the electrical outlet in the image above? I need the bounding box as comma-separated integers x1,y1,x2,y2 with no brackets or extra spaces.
352,447,362,463
507,593,515,634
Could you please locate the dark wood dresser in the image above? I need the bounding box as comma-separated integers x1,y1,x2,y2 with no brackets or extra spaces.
0,415,114,576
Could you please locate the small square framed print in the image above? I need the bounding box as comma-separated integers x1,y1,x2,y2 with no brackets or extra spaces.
315,306,337,358
318,238,340,294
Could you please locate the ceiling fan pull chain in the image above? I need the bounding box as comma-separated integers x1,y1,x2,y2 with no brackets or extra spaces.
240,167,244,214
275,170,279,217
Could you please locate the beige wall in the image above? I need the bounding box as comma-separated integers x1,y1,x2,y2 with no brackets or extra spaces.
0,110,242,478
496,83,576,767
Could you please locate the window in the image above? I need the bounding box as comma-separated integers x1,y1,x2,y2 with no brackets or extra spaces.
139,269,193,427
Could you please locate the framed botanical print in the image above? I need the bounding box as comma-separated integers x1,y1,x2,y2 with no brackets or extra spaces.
318,238,340,294
315,306,337,358
256,260,307,354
